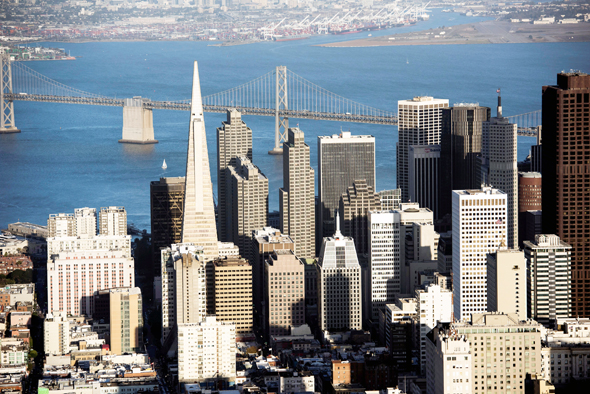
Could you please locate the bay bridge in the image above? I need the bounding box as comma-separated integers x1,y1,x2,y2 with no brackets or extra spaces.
0,53,540,153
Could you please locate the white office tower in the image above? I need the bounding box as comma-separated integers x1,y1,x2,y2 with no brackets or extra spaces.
99,206,127,236
74,207,97,237
452,186,507,321
425,329,472,394
44,311,70,356
177,316,236,384
181,61,219,263
415,284,453,373
524,234,572,326
487,246,527,321
161,243,207,347
317,215,362,332
481,95,518,249
397,96,449,201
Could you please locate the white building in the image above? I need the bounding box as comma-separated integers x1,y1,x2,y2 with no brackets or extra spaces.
524,234,572,326
487,247,527,321
47,235,131,256
98,206,127,236
44,311,70,356
317,216,362,332
177,316,236,383
415,284,453,372
279,371,315,394
74,207,97,238
425,330,472,394
452,186,507,321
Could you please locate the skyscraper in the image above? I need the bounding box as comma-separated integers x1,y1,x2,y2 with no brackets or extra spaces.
397,96,449,201
280,128,315,259
486,247,527,321
181,61,218,263
452,186,507,321
542,72,590,317
481,95,518,249
439,105,490,220
318,132,375,247
518,172,542,247
408,144,440,214
317,215,362,332
217,109,252,242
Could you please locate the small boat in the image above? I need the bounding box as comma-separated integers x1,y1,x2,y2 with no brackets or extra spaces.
406,58,409,64
162,160,167,170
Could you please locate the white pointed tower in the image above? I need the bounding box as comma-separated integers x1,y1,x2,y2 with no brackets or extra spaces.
181,61,219,262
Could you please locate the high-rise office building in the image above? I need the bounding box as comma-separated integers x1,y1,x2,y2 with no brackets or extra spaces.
181,61,218,263
99,206,127,236
217,109,252,242
150,177,185,274
486,247,527,321
481,96,519,249
317,217,362,332
452,186,507,321
531,127,542,174
264,249,305,337
439,105,491,220
339,179,381,256
518,172,542,247
542,72,590,317
524,234,571,326
397,96,449,202
226,157,268,260
94,287,143,355
317,132,375,247
408,144,440,214
280,128,315,259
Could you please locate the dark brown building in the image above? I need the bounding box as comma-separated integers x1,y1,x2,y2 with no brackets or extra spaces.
519,172,542,247
542,72,590,317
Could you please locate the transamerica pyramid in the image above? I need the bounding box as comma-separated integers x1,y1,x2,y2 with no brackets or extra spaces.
181,61,219,262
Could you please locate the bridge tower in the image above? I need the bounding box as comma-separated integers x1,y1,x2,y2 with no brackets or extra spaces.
0,53,20,134
269,65,289,155
118,97,158,144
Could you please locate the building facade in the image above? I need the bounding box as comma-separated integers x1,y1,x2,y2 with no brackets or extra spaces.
518,172,542,247
408,144,440,215
486,247,527,321
98,207,127,236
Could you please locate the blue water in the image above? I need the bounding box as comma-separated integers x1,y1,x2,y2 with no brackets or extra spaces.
1,11,589,230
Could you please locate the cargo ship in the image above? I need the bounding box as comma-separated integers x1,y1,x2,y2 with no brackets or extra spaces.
274,34,312,42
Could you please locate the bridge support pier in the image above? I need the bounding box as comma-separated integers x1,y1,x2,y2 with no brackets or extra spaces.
119,97,158,144
268,65,288,155
0,53,20,134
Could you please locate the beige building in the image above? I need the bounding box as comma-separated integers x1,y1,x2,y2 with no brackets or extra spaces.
425,329,472,394
280,128,315,259
99,206,127,236
207,257,253,339
339,179,381,256
265,250,305,337
487,247,527,321
227,157,268,260
217,109,252,243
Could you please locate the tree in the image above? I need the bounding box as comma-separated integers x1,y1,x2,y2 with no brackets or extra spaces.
28,349,38,359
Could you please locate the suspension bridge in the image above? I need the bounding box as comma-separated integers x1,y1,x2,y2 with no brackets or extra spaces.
0,54,540,152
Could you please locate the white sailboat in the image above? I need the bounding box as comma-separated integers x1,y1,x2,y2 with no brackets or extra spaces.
162,159,167,170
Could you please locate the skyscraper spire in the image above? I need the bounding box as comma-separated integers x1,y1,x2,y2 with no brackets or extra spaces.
181,61,219,262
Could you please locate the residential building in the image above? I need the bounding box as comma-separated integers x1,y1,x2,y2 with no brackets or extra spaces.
317,217,362,332
408,144,440,215
177,316,236,384
452,186,507,321
280,128,315,259
47,213,76,238
480,95,519,249
487,247,527,321
542,72,590,317
379,189,401,210
98,206,127,236
279,371,315,394
339,179,381,256
425,327,472,394
74,208,97,237
524,234,571,326
397,96,449,202
217,109,253,242
43,311,70,356
318,132,375,247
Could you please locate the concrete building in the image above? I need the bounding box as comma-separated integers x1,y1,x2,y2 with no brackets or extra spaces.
542,72,590,317
150,176,185,274
47,213,76,238
180,61,219,263
74,208,97,237
217,109,252,243
280,128,315,259
44,311,70,356
487,247,527,321
279,371,315,394
524,234,571,326
317,217,362,332
397,96,449,202
518,172,542,247
439,105,491,221
339,179,381,256
408,144,440,215
207,257,253,339
264,250,305,337
480,96,519,249
0,284,34,308
47,234,131,256
318,132,375,247
94,287,143,355
452,186,507,321
98,206,127,236
379,189,401,211
177,316,236,384
252,228,295,329
226,157,268,260
425,328,472,394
